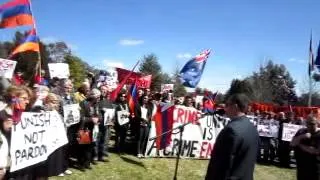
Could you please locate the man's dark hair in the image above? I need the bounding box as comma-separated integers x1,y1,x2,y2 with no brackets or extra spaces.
227,93,250,113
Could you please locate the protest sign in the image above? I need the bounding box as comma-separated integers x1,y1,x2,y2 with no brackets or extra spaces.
104,108,115,125
10,111,68,172
0,58,17,79
161,84,174,92
281,123,303,142
63,104,80,127
117,110,129,126
257,119,279,138
145,105,229,159
96,68,118,89
48,63,70,79
195,96,204,105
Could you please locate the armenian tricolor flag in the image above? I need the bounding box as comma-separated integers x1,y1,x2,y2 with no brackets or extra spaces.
203,91,218,113
9,28,39,57
0,0,34,28
127,80,138,114
154,104,175,149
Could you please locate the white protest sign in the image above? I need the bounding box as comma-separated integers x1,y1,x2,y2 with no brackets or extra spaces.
281,123,303,142
96,68,118,89
117,110,129,126
63,104,80,127
257,119,279,138
0,58,17,79
161,84,174,92
48,63,70,79
104,108,115,125
195,96,204,105
145,105,230,159
10,111,68,172
46,111,69,154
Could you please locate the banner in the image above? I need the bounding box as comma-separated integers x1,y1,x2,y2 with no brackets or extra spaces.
281,123,304,142
145,105,229,159
116,67,152,88
104,108,115,125
10,111,68,172
257,119,279,138
48,63,70,79
161,84,174,92
63,104,80,127
0,58,17,78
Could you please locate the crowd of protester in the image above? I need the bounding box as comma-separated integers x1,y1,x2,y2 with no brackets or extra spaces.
0,70,319,180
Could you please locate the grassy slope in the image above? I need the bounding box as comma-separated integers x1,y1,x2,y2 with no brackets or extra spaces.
50,153,295,180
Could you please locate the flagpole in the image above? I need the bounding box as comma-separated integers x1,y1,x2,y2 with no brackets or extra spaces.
308,30,313,107
28,0,42,80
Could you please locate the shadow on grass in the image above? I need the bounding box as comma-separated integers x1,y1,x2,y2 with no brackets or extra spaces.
120,156,146,169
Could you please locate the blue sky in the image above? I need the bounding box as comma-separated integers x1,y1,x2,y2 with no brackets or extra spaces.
1,0,320,94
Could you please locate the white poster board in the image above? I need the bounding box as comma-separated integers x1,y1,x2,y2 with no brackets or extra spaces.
145,105,229,159
10,111,68,172
63,104,80,127
117,110,129,126
257,119,279,138
104,108,115,125
96,68,118,89
0,58,17,79
281,123,303,142
161,84,174,92
48,63,70,79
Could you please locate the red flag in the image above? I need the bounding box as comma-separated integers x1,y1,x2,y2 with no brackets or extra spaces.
110,61,139,101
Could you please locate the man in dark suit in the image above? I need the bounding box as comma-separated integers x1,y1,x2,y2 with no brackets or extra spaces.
205,93,259,180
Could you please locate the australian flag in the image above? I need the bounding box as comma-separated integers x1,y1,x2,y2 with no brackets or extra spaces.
179,49,211,88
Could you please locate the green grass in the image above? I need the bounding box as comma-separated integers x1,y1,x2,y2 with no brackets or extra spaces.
50,153,296,180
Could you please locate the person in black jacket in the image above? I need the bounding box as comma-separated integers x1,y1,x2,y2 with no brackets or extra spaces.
134,95,153,158
291,115,320,180
205,93,259,180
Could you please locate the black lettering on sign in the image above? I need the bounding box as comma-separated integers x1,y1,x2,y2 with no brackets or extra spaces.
147,140,156,156
203,128,207,140
181,140,192,156
171,139,179,156
206,116,213,128
15,145,47,165
208,128,213,141
190,141,199,157
23,130,46,144
20,113,52,130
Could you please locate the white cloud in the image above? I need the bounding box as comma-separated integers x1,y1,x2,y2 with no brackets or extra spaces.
288,58,306,64
118,39,144,46
176,53,192,60
103,59,124,68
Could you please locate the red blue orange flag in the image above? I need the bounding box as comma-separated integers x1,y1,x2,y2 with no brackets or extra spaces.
9,28,39,57
154,104,175,149
203,91,218,113
0,0,34,28
127,79,138,114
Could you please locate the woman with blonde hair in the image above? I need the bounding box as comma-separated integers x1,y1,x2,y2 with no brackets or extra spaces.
42,93,72,177
1,85,45,179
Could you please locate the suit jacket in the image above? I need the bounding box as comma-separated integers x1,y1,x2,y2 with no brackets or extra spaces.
205,115,259,180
